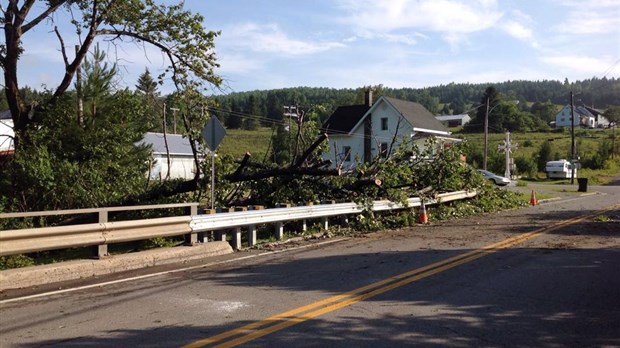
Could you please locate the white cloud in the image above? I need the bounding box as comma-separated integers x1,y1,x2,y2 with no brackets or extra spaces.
502,21,532,41
223,22,346,56
540,55,617,75
553,1,620,34
217,53,263,75
337,0,503,35
499,9,537,47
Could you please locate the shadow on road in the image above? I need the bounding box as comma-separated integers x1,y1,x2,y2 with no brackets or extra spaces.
7,244,619,347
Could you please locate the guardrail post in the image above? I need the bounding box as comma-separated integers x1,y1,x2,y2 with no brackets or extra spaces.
275,222,284,240
320,200,334,231
216,206,235,246
274,203,289,240
247,205,264,247
199,209,217,243
247,225,257,246
233,227,242,250
184,205,200,245
94,210,109,258
231,207,250,247
184,230,198,245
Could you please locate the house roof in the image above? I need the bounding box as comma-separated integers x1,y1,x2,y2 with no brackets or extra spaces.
321,97,449,136
0,110,11,120
138,132,204,156
380,97,449,134
583,105,603,116
559,105,594,118
320,105,370,135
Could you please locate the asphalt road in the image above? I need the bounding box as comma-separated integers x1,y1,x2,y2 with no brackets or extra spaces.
1,184,619,347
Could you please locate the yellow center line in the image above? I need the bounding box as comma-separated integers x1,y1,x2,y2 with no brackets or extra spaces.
183,204,618,348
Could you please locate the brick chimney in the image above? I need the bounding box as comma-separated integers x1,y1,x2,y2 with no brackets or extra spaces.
364,89,373,107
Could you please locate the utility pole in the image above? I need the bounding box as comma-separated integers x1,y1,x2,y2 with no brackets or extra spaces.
483,97,489,171
170,107,180,134
283,105,299,160
570,91,576,184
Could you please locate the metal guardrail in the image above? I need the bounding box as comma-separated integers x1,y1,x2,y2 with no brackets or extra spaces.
0,191,477,258
0,202,199,222
0,216,191,256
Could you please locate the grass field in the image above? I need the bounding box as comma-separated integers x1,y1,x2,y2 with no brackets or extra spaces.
219,126,620,183
218,127,273,160
454,127,614,161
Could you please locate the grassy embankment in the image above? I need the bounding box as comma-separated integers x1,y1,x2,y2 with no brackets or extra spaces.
218,127,272,160
454,127,619,185
219,127,619,184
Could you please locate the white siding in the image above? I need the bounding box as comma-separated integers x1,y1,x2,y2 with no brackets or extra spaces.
150,154,197,180
555,106,576,128
369,102,413,158
326,132,363,169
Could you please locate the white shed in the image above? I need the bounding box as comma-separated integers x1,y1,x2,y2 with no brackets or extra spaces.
138,132,207,180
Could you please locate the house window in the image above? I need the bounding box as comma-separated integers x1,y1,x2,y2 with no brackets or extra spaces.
381,117,388,131
343,146,351,162
380,142,388,157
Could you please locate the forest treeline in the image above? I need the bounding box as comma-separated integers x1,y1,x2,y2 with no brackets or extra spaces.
211,77,620,129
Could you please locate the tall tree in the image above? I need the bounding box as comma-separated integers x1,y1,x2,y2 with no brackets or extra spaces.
464,86,500,133
79,43,118,126
1,0,221,149
135,68,161,130
136,68,158,97
242,95,259,130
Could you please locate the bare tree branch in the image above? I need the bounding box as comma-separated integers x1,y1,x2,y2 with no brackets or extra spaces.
54,26,69,66
293,132,328,167
22,0,65,33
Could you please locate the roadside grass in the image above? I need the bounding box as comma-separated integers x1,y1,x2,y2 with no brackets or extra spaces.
458,129,619,185
218,127,272,159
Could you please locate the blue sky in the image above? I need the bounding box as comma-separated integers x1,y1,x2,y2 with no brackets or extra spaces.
17,0,620,94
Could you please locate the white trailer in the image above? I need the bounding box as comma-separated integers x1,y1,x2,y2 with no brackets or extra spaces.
545,160,576,179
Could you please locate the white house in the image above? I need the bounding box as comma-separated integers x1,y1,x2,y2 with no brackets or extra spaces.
320,92,456,169
137,132,206,180
584,106,610,128
555,105,609,128
435,114,471,127
0,110,14,156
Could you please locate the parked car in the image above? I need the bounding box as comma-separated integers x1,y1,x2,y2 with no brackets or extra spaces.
477,169,511,186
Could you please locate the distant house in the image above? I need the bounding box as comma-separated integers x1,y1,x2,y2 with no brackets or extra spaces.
320,92,457,169
435,114,471,127
584,106,610,128
137,132,207,180
0,110,14,156
555,105,609,128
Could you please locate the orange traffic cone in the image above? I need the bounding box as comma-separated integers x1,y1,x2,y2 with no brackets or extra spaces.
418,201,429,224
530,190,538,206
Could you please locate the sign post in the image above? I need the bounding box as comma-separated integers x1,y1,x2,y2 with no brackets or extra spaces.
201,117,226,210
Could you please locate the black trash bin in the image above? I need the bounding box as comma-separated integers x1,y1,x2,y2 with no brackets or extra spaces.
577,178,588,192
